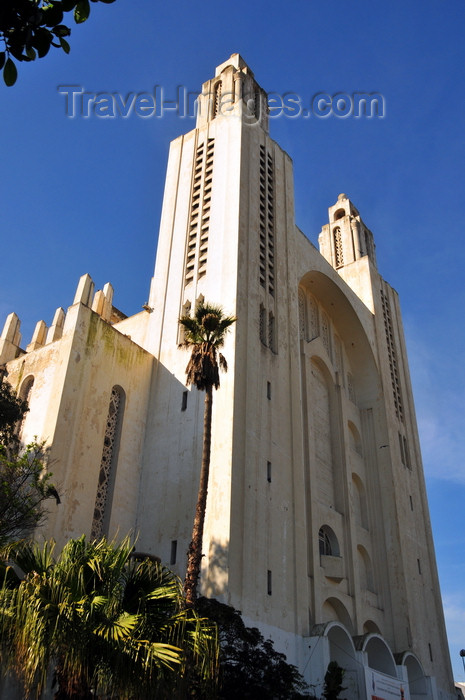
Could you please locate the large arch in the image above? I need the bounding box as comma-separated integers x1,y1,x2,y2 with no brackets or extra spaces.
298,270,380,407
355,633,397,676
396,651,428,696
321,597,354,634
328,623,357,669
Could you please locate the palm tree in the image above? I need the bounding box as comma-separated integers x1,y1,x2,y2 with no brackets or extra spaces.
179,302,235,608
0,535,218,699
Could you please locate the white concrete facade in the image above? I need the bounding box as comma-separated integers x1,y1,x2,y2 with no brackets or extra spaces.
1,55,456,699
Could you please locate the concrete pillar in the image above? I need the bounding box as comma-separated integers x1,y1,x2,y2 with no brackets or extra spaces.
46,307,65,344
73,273,94,307
27,320,47,352
0,312,22,363
91,283,114,322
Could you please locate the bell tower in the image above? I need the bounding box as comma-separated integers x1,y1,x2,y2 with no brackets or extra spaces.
195,53,269,131
318,193,377,270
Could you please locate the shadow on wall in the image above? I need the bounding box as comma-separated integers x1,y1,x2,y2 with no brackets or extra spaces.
202,537,230,601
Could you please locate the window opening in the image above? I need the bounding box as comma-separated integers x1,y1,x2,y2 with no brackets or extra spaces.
170,540,178,565
91,386,124,540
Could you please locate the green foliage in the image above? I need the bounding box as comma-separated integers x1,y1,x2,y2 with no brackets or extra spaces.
322,661,346,700
179,301,236,392
0,0,117,86
0,376,28,449
0,536,219,699
197,597,310,699
0,441,58,545
0,377,57,545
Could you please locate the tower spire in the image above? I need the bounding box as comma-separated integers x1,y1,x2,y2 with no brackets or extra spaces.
318,193,377,271
196,53,269,132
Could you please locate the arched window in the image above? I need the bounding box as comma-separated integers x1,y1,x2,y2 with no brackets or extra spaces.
319,525,339,557
91,386,125,540
19,375,34,402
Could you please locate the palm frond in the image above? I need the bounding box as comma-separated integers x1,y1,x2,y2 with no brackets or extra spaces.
0,535,219,698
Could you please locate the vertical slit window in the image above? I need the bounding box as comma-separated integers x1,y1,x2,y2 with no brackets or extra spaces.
181,390,188,411
267,461,272,483
184,139,214,285
381,288,404,422
214,81,222,117
268,312,275,352
259,304,267,346
258,144,277,352
267,570,272,595
333,226,344,267
170,540,177,565
91,386,125,540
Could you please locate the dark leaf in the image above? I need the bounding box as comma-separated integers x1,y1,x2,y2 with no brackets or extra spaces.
8,45,27,62
59,37,70,54
26,46,36,60
74,0,90,23
52,24,71,37
3,58,17,87
31,28,53,58
0,53,5,71
42,3,64,27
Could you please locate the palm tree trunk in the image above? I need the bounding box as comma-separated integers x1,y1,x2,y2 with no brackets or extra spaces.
184,385,213,607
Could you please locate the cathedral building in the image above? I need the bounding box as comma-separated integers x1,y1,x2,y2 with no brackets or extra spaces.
0,55,456,699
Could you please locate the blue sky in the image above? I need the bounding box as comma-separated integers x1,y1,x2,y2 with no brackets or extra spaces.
2,0,465,682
